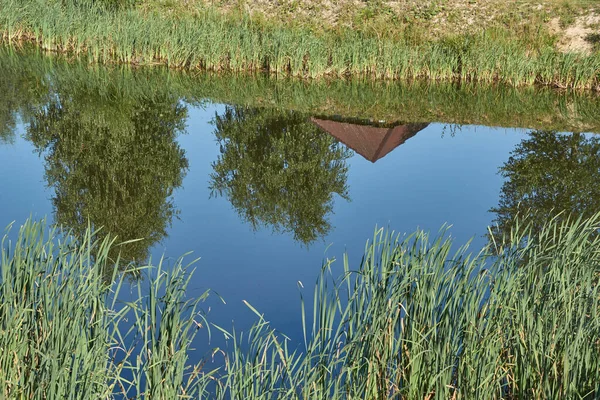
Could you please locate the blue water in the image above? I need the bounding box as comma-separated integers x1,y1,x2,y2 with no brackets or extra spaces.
0,104,528,355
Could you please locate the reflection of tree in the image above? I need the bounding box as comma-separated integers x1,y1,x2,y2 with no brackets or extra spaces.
27,94,188,270
490,130,600,243
210,106,352,245
0,69,21,144
0,56,49,145
0,122,14,145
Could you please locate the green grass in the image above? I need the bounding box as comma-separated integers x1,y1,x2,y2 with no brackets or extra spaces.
2,46,600,134
1,214,600,398
0,220,213,398
0,0,599,90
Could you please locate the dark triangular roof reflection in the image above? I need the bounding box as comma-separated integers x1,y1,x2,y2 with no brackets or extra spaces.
311,117,429,163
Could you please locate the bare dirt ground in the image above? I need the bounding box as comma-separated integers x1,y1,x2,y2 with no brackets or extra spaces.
550,13,600,53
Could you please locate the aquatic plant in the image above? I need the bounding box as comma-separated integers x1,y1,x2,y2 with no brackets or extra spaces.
1,214,599,398
0,220,211,398
217,215,600,399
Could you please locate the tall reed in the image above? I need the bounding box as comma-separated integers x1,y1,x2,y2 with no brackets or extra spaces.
1,215,599,398
217,215,600,399
0,220,215,398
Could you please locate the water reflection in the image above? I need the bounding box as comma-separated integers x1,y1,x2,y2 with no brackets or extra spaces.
0,125,13,145
490,130,600,244
0,56,48,145
310,117,429,163
26,91,188,272
3,45,600,270
210,106,352,245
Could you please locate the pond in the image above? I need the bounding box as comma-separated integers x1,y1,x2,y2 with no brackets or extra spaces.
1,46,600,362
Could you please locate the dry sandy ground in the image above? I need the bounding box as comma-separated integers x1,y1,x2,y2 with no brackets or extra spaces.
549,13,600,53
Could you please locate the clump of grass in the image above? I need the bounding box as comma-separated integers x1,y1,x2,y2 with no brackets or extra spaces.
0,221,121,398
217,214,600,398
0,220,214,398
1,0,599,90
1,215,600,398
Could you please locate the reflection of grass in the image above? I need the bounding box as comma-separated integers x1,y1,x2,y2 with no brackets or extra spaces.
3,47,600,135
1,0,599,90
3,215,600,398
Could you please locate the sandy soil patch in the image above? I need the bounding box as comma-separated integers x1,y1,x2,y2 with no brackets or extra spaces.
550,13,600,54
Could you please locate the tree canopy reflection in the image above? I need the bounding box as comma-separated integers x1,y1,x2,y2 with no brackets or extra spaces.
490,130,600,243
0,56,49,145
210,106,352,245
27,92,188,270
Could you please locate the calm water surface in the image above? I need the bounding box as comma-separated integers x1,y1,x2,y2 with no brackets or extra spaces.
1,49,599,361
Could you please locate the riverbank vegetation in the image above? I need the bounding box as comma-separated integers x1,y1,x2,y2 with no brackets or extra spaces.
2,215,599,398
1,0,599,89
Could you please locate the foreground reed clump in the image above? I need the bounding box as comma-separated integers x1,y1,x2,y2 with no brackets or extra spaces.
1,215,599,398
230,215,600,399
0,221,213,398
1,0,600,90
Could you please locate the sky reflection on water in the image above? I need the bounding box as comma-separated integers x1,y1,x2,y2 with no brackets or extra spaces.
0,107,528,348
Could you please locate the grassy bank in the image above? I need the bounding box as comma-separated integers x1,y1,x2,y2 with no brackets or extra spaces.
1,0,599,89
2,215,600,398
2,46,600,133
